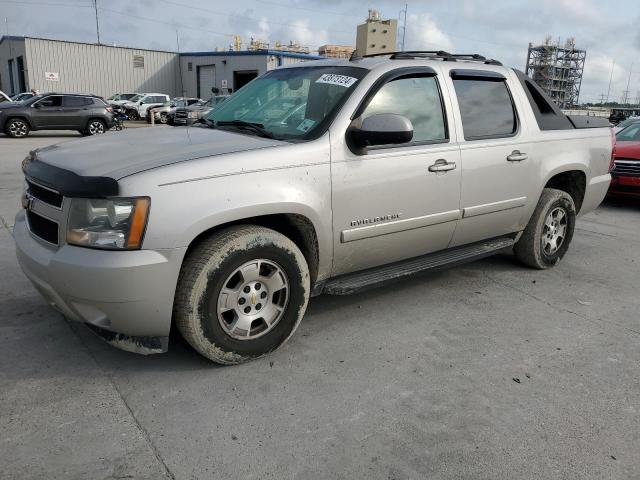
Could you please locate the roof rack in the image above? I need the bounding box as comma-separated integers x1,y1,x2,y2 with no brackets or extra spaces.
349,50,502,66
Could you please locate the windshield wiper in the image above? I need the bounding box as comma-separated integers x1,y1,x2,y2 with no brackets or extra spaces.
216,120,276,139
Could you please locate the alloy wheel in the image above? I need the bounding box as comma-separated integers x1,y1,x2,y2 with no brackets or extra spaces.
216,259,289,340
88,121,105,135
9,120,28,137
542,207,567,255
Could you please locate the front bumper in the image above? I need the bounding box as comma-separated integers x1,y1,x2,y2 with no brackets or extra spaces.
608,174,640,197
14,210,187,353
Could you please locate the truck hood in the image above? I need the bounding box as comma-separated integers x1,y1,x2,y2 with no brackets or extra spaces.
35,125,287,179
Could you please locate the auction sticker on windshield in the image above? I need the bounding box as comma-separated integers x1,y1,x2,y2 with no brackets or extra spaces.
316,74,359,88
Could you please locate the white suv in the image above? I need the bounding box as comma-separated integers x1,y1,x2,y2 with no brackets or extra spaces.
122,93,170,120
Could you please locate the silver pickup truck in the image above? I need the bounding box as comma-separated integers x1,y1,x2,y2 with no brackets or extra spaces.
15,52,613,364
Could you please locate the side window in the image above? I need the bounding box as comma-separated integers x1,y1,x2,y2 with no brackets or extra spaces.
38,96,62,107
63,96,87,107
452,79,517,139
362,75,447,144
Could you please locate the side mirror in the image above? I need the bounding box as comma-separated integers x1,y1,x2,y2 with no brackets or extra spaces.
139,101,144,105
348,113,413,149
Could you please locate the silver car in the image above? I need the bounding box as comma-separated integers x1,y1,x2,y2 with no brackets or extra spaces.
149,97,202,124
15,53,612,364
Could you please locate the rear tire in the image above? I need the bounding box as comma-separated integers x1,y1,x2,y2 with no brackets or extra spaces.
514,188,576,269
85,119,106,135
174,226,310,365
5,118,30,138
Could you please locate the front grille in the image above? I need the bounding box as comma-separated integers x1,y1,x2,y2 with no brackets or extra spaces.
175,109,188,118
613,159,640,176
27,180,63,208
26,210,59,245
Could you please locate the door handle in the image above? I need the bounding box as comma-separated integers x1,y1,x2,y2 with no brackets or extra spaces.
428,159,457,173
507,150,528,162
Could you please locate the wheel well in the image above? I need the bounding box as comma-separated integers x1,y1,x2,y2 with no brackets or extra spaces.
185,214,320,284
544,170,586,213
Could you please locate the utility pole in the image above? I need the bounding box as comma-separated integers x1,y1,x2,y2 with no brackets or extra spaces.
598,93,607,105
398,4,408,51
175,29,185,98
624,62,634,105
93,0,101,44
605,60,614,103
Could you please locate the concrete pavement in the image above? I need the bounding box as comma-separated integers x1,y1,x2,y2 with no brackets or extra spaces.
1,130,639,479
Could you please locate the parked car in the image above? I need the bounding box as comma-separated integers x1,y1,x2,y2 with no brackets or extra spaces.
171,95,229,125
107,93,139,106
608,123,640,197
0,90,12,104
11,92,35,102
15,53,612,364
0,93,115,137
614,116,640,133
122,93,170,121
147,97,202,124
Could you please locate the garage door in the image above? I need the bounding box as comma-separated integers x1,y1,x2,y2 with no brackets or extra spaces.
198,65,215,99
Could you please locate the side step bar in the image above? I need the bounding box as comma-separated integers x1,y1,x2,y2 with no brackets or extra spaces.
322,236,515,295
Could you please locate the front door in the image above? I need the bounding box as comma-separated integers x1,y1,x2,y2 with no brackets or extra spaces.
31,95,66,129
331,70,462,276
445,70,537,246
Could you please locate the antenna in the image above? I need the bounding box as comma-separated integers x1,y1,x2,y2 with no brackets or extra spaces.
398,4,408,51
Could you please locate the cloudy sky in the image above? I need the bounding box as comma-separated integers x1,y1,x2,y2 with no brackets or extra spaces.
2,0,638,103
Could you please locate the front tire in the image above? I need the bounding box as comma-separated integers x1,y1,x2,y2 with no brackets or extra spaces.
514,188,576,269
174,226,310,364
127,109,139,121
160,112,168,124
5,118,30,138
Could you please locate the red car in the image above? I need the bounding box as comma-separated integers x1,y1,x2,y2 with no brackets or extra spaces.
609,124,640,197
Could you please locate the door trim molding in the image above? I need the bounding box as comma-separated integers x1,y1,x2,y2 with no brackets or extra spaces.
341,209,461,243
463,196,527,218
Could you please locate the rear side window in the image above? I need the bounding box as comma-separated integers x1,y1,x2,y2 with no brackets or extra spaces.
362,75,447,144
453,79,517,140
63,96,90,107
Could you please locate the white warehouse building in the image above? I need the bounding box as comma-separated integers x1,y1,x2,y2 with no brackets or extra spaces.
0,36,323,100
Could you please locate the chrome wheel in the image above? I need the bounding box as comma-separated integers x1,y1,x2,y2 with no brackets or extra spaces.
542,207,567,255
216,259,289,340
9,120,28,137
88,121,105,135
160,112,168,124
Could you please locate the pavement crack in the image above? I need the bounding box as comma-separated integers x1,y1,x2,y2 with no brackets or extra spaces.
65,320,176,480
0,214,13,237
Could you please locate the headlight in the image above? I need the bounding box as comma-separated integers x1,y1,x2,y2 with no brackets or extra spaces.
188,111,198,119
67,197,150,250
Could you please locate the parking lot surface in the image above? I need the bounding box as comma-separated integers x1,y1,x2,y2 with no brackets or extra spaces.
1,131,639,479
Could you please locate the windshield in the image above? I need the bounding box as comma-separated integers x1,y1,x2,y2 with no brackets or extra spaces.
205,66,367,140
616,123,640,142
617,117,639,129
129,94,142,102
22,94,45,106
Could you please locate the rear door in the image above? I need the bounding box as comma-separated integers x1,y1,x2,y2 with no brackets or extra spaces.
31,95,65,128
445,69,537,246
61,96,90,128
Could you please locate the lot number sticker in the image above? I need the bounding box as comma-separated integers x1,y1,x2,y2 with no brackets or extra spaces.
315,74,358,88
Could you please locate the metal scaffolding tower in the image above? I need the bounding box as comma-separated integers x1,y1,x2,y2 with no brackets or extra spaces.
525,36,586,108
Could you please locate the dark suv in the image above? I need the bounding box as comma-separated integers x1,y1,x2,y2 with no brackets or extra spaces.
0,93,115,138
